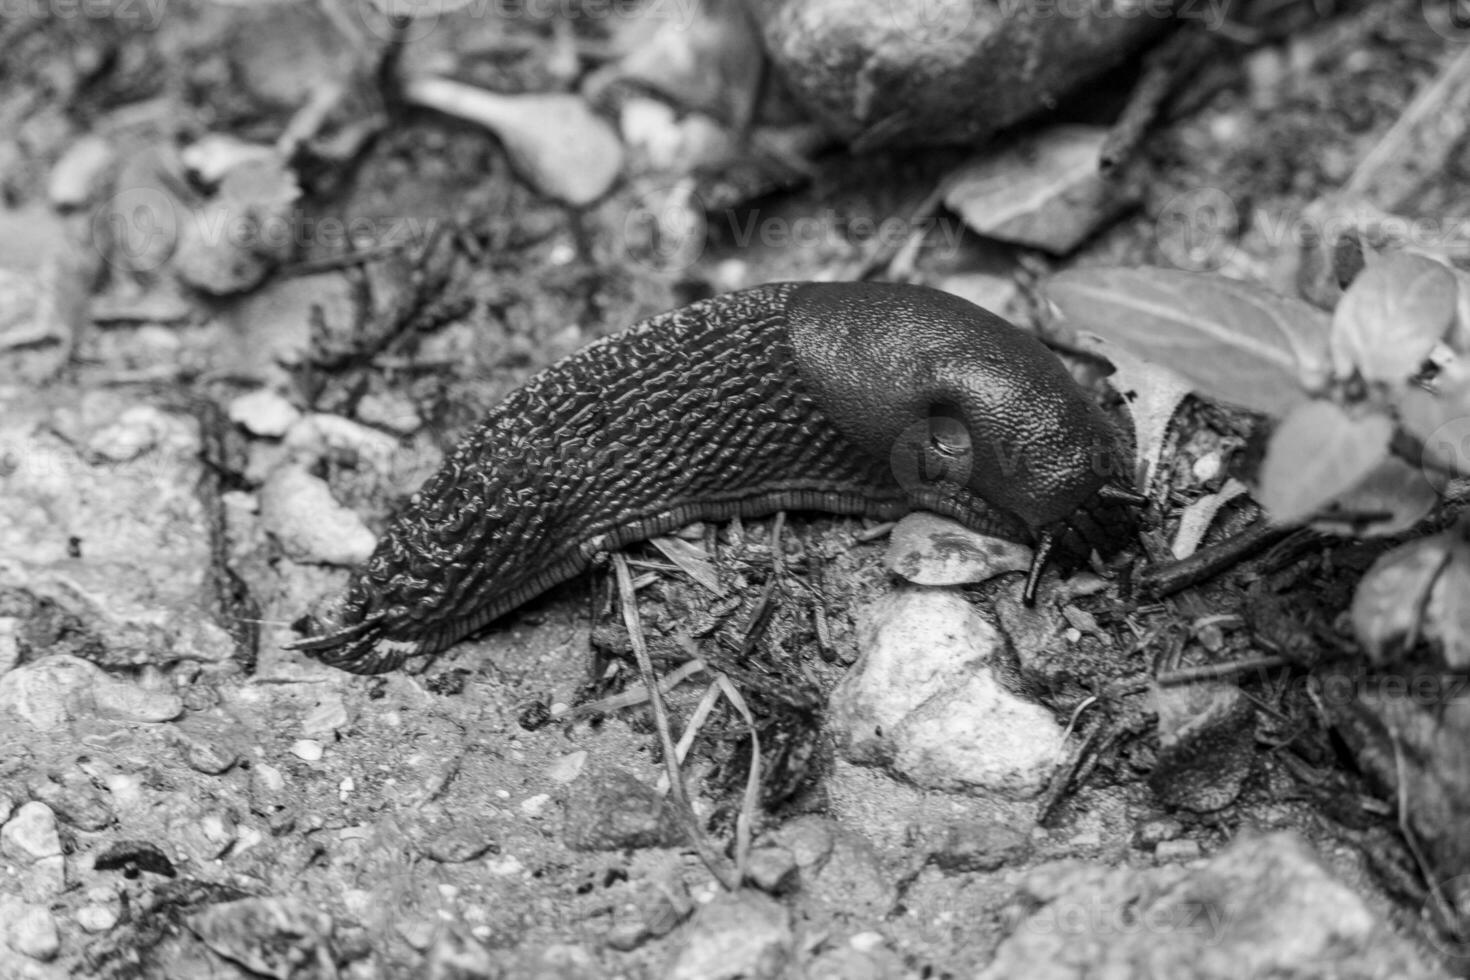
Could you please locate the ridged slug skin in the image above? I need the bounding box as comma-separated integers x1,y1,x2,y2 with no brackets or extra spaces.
292,281,1137,674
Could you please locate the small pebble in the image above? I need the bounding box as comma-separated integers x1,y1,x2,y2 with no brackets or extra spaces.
75,904,118,933
519,794,552,818
354,391,421,435
744,845,799,894
48,133,116,209
290,739,324,762
301,697,349,737
545,751,588,785
1135,818,1184,847
228,389,301,438
259,465,376,566
1,802,62,864
1192,452,1223,483
253,763,286,794
283,413,398,470
3,901,60,961
1155,839,1203,863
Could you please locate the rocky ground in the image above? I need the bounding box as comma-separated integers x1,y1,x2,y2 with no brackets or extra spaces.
3,0,1470,977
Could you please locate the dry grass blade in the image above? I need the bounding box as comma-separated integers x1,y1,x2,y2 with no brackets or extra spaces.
612,552,737,890
1392,729,1465,950
655,681,724,795
714,674,762,882
556,658,708,722
650,536,724,596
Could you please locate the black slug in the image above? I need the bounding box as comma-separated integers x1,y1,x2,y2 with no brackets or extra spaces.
292,281,1140,674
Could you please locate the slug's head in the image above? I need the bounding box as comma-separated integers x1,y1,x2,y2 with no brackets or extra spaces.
891,405,1144,604
786,280,1142,603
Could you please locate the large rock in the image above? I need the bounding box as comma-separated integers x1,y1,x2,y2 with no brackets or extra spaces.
978,832,1446,980
752,0,1170,149
829,588,1065,797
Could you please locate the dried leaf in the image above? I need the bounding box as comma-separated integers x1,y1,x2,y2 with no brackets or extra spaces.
1352,533,1451,665
1330,251,1457,383
1047,267,1331,417
1258,401,1392,524
650,536,724,597
944,125,1134,255
1077,331,1190,490
1171,478,1249,560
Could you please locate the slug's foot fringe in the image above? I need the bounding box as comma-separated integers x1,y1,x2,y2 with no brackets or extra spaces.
284,611,411,675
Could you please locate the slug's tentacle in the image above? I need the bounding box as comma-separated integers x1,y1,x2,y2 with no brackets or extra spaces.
292,281,1140,673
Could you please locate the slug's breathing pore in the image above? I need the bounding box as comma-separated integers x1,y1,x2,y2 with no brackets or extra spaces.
291,281,1141,674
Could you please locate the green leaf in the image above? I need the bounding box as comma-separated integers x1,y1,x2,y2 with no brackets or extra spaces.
1258,401,1392,524
1398,361,1470,482
1425,539,1470,669
1307,455,1438,537
1047,267,1330,418
1352,533,1451,665
1330,251,1457,383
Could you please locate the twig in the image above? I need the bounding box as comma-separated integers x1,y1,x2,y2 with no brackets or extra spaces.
1134,522,1299,599
1036,715,1109,827
613,553,737,890
1101,26,1215,173
1392,727,1466,950
1156,654,1287,687
1347,44,1470,209
852,181,949,282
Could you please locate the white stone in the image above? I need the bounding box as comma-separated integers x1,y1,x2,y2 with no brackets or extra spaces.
290,739,324,762
259,465,376,566
228,389,301,439
1,803,62,863
75,904,118,933
1,901,59,961
830,588,1064,797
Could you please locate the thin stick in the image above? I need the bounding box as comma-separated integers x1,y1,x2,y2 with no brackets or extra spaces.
1134,522,1298,599
1347,44,1470,209
1393,728,1465,949
1156,654,1287,687
612,553,737,890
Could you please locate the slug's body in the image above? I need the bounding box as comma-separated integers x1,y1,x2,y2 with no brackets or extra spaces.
294,281,1138,674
